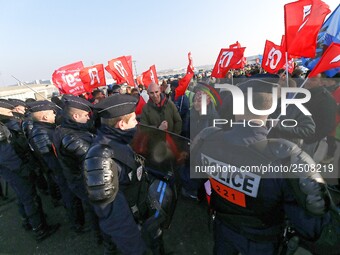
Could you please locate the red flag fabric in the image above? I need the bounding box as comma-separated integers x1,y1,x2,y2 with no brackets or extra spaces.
107,56,135,86
175,72,194,101
52,61,85,95
105,65,118,80
233,56,247,69
142,65,159,88
125,55,133,75
135,91,149,115
79,64,106,92
211,47,246,78
228,42,245,69
187,52,194,74
281,35,302,59
136,75,144,85
229,41,241,49
308,42,340,77
284,0,330,58
262,40,286,74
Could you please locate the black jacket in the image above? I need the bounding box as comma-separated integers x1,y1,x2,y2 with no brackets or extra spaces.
53,118,96,180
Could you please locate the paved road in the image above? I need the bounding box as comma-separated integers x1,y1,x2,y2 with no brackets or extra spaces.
0,186,214,255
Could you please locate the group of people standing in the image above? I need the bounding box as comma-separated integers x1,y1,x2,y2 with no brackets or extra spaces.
1,67,340,255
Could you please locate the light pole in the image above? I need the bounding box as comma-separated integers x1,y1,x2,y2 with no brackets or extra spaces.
133,60,138,77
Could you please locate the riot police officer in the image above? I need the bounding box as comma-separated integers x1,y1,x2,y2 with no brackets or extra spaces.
191,79,340,255
27,100,83,232
84,94,147,254
0,99,59,241
53,95,100,236
8,98,50,197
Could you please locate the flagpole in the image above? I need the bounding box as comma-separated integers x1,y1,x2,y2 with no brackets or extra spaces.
11,75,62,109
285,52,289,88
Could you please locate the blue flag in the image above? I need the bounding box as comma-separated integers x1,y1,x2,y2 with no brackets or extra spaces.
301,4,340,77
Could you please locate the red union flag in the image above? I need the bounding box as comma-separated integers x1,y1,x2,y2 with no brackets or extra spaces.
136,75,144,85
211,47,246,78
175,72,194,101
107,56,135,86
142,65,158,88
52,61,85,95
262,40,286,74
187,52,194,74
79,64,106,92
229,41,241,49
308,42,340,77
125,55,133,75
105,65,118,80
233,56,247,69
284,0,330,58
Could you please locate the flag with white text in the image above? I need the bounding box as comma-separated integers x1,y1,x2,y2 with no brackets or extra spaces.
52,61,85,95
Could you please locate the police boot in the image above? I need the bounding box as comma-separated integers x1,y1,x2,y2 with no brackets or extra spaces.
34,223,60,242
103,238,118,255
66,207,85,234
151,230,165,255
21,217,32,231
35,171,49,195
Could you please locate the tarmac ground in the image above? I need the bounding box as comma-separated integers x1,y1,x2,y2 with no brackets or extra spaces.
0,184,215,255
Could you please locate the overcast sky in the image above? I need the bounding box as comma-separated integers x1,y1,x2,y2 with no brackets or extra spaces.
0,0,338,86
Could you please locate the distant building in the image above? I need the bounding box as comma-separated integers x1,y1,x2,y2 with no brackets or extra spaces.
246,54,263,65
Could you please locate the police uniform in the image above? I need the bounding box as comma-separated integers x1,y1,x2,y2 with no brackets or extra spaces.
8,98,50,197
53,95,99,234
0,99,59,241
191,79,338,255
27,100,82,231
84,94,147,255
8,98,27,120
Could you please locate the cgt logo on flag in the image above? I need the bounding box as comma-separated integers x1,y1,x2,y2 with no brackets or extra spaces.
114,61,129,78
298,4,312,32
330,55,340,64
263,41,284,72
284,0,331,58
79,64,106,92
211,47,245,79
218,51,234,74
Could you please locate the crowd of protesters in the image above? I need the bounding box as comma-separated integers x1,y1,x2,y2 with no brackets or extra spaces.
1,62,340,254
